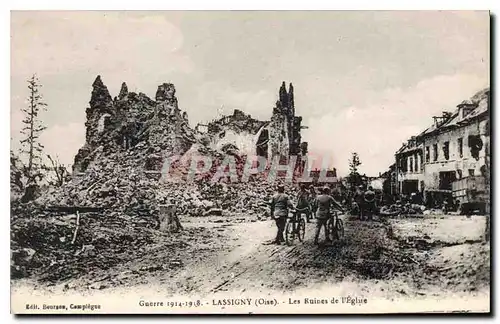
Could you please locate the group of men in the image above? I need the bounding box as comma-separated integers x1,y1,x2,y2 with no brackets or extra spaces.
268,184,344,245
351,185,377,221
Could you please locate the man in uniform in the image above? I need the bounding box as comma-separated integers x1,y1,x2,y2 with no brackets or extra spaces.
314,186,344,245
296,184,311,222
363,186,376,221
268,184,294,245
308,185,318,219
354,185,365,219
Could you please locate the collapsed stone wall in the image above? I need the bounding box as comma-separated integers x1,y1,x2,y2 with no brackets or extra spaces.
38,77,310,214
200,82,307,162
37,76,202,215
73,76,195,175
204,109,268,156
207,109,267,135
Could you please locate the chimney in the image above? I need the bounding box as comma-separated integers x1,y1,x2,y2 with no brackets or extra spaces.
407,136,416,147
442,111,452,119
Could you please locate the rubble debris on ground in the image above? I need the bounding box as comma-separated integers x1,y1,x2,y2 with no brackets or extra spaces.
379,202,426,217
33,76,293,218
10,210,226,284
10,76,295,283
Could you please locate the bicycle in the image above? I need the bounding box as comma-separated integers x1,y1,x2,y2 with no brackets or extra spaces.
284,207,308,245
326,209,345,241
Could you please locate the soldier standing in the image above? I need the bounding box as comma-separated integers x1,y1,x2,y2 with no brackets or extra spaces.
363,186,376,220
314,186,344,245
296,185,311,223
268,184,294,245
310,185,318,212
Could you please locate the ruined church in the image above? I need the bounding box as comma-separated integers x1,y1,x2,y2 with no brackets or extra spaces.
200,82,308,163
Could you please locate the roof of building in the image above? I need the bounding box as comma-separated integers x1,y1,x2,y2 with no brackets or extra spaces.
395,143,407,155
417,87,489,138
459,99,474,106
395,139,423,155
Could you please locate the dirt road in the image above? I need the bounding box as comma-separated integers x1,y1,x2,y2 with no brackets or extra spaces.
152,214,489,299
13,213,489,306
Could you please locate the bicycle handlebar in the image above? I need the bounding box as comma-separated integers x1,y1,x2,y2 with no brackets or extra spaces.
330,208,345,215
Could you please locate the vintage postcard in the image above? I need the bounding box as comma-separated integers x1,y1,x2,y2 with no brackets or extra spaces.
10,10,490,314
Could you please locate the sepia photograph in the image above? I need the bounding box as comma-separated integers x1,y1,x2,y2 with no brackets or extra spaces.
9,10,490,314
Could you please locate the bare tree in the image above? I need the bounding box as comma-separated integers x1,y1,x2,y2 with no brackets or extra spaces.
347,152,362,189
349,152,362,175
46,154,69,187
19,74,47,201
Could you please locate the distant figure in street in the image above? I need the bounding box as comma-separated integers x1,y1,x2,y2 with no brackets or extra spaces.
296,185,311,223
410,192,418,204
308,185,318,218
363,186,376,220
442,198,449,215
268,184,294,245
454,199,461,212
314,186,344,245
353,185,364,218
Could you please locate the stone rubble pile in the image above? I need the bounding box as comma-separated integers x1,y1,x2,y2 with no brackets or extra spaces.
160,179,287,218
33,76,302,219
11,76,302,282
11,211,158,281
37,150,161,217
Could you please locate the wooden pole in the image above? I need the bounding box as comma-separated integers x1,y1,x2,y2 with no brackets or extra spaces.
71,210,81,245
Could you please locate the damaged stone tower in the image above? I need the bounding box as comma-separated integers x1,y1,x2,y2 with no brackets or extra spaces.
72,75,196,174
269,82,306,160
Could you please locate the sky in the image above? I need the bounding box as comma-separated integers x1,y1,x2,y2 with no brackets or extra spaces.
10,11,489,176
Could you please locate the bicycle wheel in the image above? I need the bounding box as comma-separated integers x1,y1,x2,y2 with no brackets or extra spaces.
285,221,295,245
327,218,336,241
335,218,345,239
298,217,306,242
